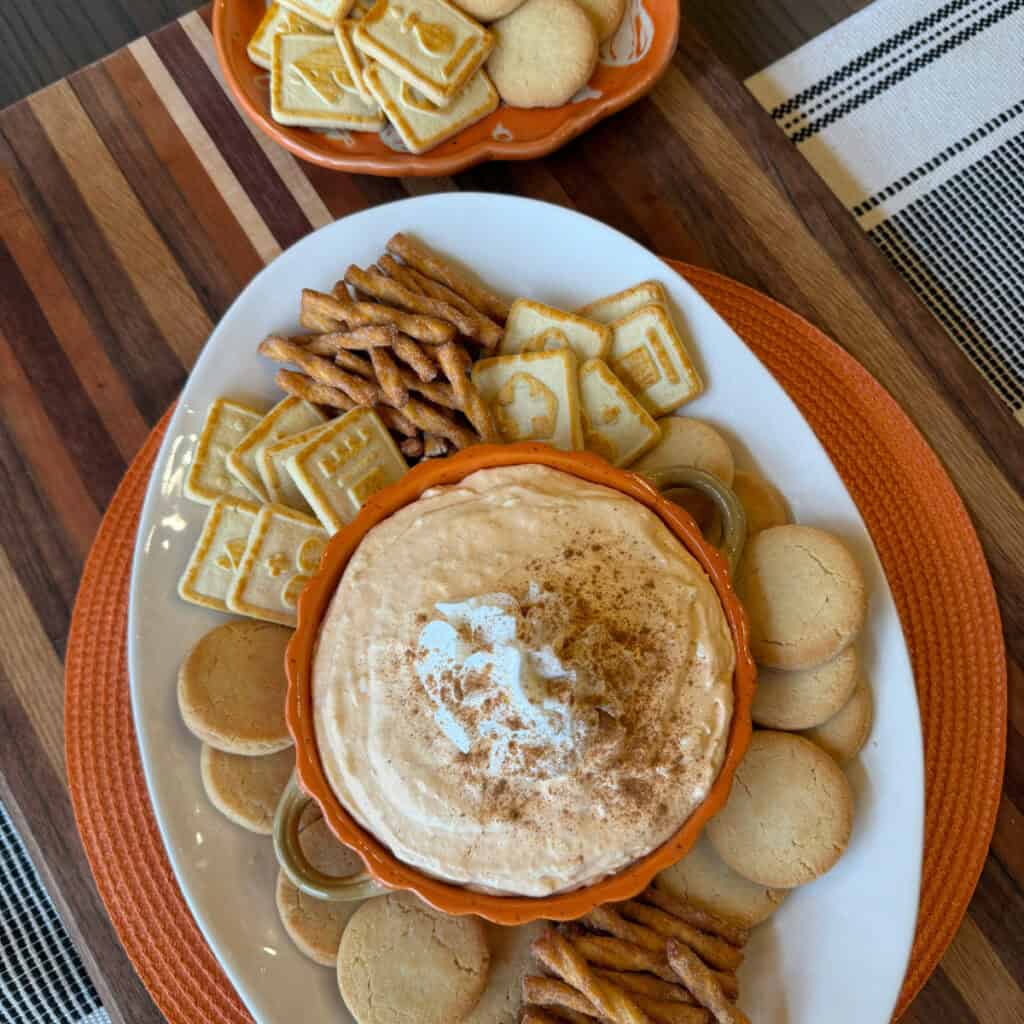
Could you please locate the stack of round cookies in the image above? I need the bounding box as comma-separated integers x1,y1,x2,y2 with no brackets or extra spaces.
639,416,871,923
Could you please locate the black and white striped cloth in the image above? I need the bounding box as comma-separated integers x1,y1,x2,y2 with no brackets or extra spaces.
747,0,1024,423
0,801,108,1024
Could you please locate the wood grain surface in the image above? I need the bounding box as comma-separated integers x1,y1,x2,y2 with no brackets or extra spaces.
0,6,1020,1024
1,0,874,107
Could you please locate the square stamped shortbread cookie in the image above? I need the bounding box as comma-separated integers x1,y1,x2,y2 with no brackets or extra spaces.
227,504,328,627
471,349,583,451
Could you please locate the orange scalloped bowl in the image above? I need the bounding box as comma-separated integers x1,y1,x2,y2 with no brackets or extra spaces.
212,0,679,176
285,442,756,925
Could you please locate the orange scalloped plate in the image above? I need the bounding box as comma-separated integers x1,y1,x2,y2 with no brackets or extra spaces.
286,441,756,924
212,0,679,176
64,263,1005,1023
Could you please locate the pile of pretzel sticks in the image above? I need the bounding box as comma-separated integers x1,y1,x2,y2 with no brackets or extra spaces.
523,885,751,1024
257,232,505,461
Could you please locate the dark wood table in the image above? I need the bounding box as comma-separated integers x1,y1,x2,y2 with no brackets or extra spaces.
0,4,1020,1024
2,0,873,107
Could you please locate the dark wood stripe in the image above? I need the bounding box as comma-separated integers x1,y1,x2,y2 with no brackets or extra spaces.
546,139,654,250
0,238,126,510
901,964,978,1024
102,48,263,289
968,855,1024,990
0,670,164,1024
354,174,408,208
992,795,1024,898
1003,721,1024,812
0,170,148,461
455,158,522,197
0,419,78,653
0,105,186,426
68,62,241,322
577,108,722,268
297,162,370,221
148,21,312,250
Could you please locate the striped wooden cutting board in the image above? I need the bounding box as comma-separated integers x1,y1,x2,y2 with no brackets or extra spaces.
0,6,1020,1024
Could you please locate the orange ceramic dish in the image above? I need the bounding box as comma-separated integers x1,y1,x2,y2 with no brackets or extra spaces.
284,442,756,924
212,0,679,176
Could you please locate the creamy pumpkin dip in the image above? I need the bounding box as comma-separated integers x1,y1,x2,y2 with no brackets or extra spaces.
312,464,734,897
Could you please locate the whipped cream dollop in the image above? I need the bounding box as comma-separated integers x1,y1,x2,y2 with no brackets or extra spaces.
414,590,576,775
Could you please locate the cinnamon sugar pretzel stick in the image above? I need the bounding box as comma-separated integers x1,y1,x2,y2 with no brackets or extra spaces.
378,254,503,349
594,971,697,1006
521,1010,578,1024
377,253,427,294
399,398,477,449
617,904,743,971
523,978,602,1019
396,367,459,409
562,932,739,999
259,336,379,406
306,288,455,344
276,369,417,437
436,341,500,442
345,266,491,345
391,334,439,382
666,942,749,1024
525,977,709,1024
584,907,665,954
370,346,409,408
423,433,448,458
376,406,418,437
531,930,649,1024
276,369,354,412
310,326,398,350
386,232,511,321
299,308,341,332
641,890,749,948
399,435,425,458
298,336,374,378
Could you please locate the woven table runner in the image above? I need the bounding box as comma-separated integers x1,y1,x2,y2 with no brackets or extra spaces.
746,0,1024,424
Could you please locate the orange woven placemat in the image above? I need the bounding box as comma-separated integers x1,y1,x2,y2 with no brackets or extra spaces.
64,263,1005,1023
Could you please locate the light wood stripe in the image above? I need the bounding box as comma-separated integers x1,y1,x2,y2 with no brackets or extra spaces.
102,48,263,291
28,82,212,368
0,326,100,560
128,36,281,266
179,11,333,235
0,174,149,462
0,546,66,779
650,66,1024,567
943,915,1024,1023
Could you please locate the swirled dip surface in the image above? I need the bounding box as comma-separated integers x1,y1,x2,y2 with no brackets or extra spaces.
313,465,734,896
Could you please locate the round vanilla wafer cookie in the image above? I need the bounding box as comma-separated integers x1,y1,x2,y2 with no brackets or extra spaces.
338,891,490,1023
732,470,790,535
574,0,626,40
751,645,861,730
452,0,527,21
487,0,598,108
736,525,867,670
801,680,874,765
178,619,293,754
655,834,786,929
706,731,854,888
200,744,293,834
275,816,366,966
631,417,735,486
